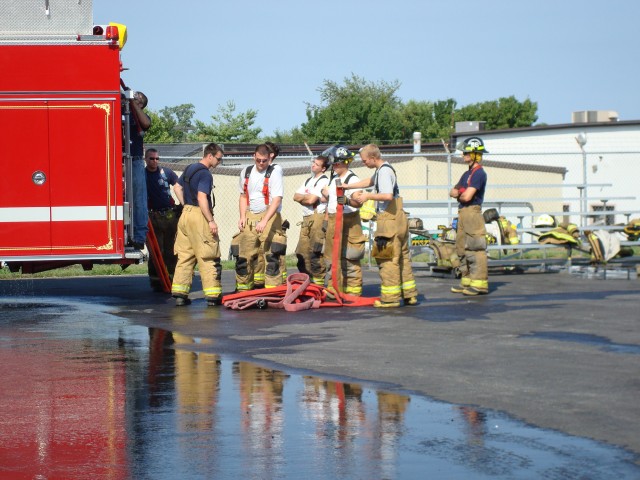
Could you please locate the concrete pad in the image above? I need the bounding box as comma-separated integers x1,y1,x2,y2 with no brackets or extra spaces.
2,268,639,458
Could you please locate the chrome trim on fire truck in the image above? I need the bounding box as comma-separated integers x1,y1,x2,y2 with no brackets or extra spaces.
0,254,135,262
32,171,46,185
0,39,113,46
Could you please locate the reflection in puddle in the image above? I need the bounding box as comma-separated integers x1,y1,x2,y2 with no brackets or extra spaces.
0,298,639,479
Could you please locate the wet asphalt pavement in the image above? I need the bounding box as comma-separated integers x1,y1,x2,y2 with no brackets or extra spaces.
1,267,639,478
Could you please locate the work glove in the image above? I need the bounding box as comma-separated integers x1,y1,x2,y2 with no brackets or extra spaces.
336,195,348,205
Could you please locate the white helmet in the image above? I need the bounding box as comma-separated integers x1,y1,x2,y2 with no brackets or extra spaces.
535,214,556,228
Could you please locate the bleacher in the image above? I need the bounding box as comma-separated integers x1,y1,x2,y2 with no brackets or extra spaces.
401,183,640,277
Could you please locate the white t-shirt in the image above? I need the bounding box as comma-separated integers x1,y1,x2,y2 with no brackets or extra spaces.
326,170,360,214
238,164,284,214
297,174,329,216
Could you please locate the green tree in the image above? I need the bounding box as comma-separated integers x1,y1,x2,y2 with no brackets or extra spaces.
190,100,261,143
455,96,538,130
433,99,458,138
301,74,405,144
400,98,457,142
265,126,308,144
145,103,195,143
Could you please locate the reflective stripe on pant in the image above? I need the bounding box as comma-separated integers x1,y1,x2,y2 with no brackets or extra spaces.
148,210,179,289
252,246,285,286
325,211,364,296
456,205,488,290
235,211,284,290
253,245,265,286
171,205,222,299
375,199,418,303
295,211,326,285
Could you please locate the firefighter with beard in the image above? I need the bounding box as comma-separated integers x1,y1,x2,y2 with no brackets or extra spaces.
449,137,489,295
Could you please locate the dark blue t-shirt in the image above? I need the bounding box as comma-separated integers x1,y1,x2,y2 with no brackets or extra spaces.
146,167,178,210
457,166,487,207
129,115,145,158
178,163,213,209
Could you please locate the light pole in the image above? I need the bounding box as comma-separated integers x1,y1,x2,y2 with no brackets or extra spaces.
575,132,588,227
441,139,452,220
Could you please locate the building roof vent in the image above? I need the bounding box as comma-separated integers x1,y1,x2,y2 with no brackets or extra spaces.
455,121,486,133
572,110,619,124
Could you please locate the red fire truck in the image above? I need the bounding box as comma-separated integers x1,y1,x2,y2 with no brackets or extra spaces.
0,1,144,273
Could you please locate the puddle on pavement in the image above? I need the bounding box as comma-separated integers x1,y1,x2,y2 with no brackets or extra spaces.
1,298,639,479
522,331,640,355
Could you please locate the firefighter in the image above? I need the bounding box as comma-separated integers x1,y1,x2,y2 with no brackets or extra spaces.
320,145,367,296
347,144,418,307
171,143,224,306
129,90,151,250
246,141,279,288
293,154,330,285
449,137,490,295
238,142,287,287
234,144,287,291
145,148,181,291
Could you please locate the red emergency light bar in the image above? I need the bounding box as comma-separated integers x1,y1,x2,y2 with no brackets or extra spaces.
105,25,119,41
77,24,126,49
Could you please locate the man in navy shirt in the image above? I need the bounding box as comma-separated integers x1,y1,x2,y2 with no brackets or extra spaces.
145,149,180,291
171,143,224,307
128,90,151,250
449,137,490,296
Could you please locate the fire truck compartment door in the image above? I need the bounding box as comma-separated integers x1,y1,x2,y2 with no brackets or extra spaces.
0,101,52,253
0,100,119,255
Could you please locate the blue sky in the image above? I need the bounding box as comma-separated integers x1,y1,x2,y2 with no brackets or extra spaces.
94,0,640,138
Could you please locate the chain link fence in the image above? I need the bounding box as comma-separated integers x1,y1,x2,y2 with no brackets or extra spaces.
157,143,639,265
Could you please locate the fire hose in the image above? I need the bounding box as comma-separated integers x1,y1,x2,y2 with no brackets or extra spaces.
222,179,378,310
222,272,324,311
146,219,172,293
